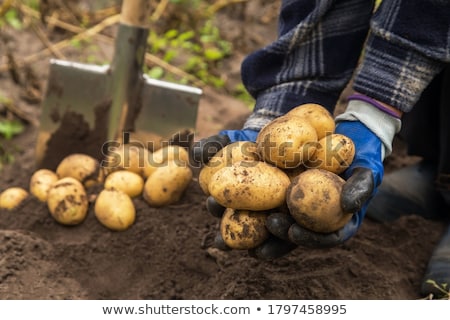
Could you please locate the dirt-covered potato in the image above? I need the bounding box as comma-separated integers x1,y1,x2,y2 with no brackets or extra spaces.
143,161,193,207
306,133,355,174
0,187,28,210
103,144,150,177
286,169,353,233
56,153,102,187
198,141,260,195
286,103,336,139
94,189,136,231
256,114,318,169
29,169,59,202
220,208,269,250
209,160,291,211
143,145,189,178
104,170,144,198
47,177,88,225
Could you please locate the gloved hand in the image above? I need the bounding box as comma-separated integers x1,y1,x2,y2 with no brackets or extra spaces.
254,94,402,259
257,120,384,258
190,129,259,165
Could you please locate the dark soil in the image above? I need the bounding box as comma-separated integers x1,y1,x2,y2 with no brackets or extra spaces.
0,0,448,300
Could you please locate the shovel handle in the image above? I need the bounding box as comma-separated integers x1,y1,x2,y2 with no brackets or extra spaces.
120,0,150,29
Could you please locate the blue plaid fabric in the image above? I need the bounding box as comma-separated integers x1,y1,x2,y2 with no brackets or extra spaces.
241,0,450,131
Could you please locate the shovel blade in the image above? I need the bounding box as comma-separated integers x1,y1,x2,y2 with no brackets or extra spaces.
128,75,202,150
36,59,112,169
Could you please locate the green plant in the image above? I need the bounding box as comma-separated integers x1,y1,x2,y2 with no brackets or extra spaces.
0,120,24,140
0,7,22,29
424,280,450,299
147,19,232,88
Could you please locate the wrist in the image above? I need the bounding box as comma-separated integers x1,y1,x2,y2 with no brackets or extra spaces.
348,93,403,119
335,97,402,159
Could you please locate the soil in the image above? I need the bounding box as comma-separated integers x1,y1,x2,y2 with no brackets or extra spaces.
0,1,448,300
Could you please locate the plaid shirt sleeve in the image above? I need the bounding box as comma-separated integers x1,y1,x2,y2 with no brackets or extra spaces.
353,0,450,113
241,0,449,131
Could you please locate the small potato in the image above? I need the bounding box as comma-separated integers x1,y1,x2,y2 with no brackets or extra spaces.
143,161,193,207
56,153,102,187
286,103,335,139
198,141,260,195
209,160,291,211
104,170,144,198
94,189,136,231
286,169,353,233
143,145,189,178
103,144,150,177
29,169,59,202
0,187,28,210
220,208,269,250
47,177,88,225
256,115,318,169
306,133,355,174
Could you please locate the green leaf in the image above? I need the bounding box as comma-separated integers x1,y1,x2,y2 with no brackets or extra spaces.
5,9,22,30
0,120,24,140
147,67,164,79
204,48,224,61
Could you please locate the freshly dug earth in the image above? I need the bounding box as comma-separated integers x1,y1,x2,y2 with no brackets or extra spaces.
0,0,448,300
0,125,447,299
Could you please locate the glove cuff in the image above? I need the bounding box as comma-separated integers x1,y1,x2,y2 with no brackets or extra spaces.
335,97,402,159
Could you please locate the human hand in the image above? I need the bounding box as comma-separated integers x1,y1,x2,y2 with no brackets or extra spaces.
190,129,259,166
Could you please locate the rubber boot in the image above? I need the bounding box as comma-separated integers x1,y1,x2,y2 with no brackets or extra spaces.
421,224,450,299
366,161,446,222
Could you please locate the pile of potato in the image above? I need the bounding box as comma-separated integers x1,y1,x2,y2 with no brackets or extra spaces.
199,103,356,250
0,144,193,231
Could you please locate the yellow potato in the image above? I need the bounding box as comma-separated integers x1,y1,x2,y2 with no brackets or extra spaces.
104,170,144,198
286,169,353,233
283,165,307,182
220,208,269,250
94,189,136,231
306,133,355,174
103,144,150,177
209,160,291,211
0,187,28,210
286,103,336,139
143,145,189,178
256,114,318,169
143,161,193,207
47,177,88,225
198,141,260,195
29,169,59,202
56,153,102,187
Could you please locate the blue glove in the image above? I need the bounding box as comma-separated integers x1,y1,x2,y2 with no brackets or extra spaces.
262,120,384,253
218,129,259,143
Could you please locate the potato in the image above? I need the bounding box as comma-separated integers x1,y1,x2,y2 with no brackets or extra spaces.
220,208,269,250
0,187,28,210
209,160,291,211
104,170,144,198
198,141,260,195
29,169,59,202
143,145,189,178
286,169,353,233
306,133,355,174
256,114,318,169
143,161,193,207
47,177,88,225
94,189,136,231
103,144,150,177
56,153,102,187
286,103,335,139
283,165,307,182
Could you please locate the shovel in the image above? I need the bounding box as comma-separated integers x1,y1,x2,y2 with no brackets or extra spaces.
35,0,202,170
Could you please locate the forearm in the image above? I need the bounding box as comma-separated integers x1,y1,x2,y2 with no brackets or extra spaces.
353,0,450,112
241,0,375,131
